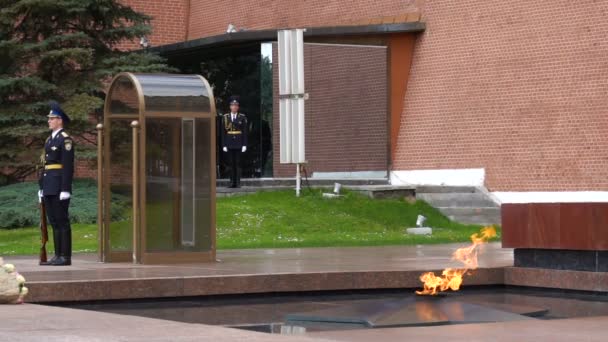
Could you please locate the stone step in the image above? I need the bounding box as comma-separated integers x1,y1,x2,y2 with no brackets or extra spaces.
217,184,415,198
350,186,416,199
438,207,501,216
447,214,501,226
437,207,501,226
415,186,478,194
217,178,389,187
217,186,294,197
416,192,497,208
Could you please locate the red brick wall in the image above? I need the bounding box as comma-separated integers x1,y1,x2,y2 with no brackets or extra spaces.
115,0,608,191
393,0,608,191
187,0,420,39
272,43,388,177
119,0,189,49
75,160,98,179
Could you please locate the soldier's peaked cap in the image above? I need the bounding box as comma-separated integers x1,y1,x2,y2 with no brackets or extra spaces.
228,96,240,105
47,101,70,124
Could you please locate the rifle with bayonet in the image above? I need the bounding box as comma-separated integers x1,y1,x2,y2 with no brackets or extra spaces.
39,199,48,265
37,157,48,265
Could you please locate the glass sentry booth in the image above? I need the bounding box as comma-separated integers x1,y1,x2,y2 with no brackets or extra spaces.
97,73,216,264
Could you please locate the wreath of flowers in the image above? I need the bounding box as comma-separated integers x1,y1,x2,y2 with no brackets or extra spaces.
0,257,28,304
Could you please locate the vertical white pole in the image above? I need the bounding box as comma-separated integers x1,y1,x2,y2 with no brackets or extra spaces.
279,29,306,198
296,163,301,197
130,120,140,264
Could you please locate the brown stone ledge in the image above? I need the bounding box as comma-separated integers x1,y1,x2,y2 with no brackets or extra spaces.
25,268,504,303
504,267,608,292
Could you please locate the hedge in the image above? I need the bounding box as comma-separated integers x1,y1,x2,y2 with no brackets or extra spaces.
0,179,128,229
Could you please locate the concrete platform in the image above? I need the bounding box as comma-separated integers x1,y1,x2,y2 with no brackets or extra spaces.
215,178,395,197
216,178,389,187
5,243,512,303
216,184,415,199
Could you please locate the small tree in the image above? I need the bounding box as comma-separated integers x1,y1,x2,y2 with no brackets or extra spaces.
0,0,172,184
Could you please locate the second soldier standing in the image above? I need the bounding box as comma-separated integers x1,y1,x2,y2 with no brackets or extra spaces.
221,96,248,188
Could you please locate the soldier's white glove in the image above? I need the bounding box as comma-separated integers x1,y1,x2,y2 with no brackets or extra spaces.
241,146,247,153
223,146,228,152
59,192,71,201
38,190,43,203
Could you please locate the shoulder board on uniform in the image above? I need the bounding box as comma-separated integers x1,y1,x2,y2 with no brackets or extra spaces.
61,131,69,138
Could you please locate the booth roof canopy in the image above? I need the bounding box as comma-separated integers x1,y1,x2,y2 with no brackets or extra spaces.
107,73,215,116
150,21,425,57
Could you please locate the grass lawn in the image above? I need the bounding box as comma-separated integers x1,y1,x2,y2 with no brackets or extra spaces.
0,190,500,256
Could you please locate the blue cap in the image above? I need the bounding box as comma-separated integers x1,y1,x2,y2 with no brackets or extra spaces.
47,101,70,124
228,96,240,105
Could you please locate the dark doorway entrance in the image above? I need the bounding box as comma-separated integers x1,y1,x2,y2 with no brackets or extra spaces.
167,42,273,179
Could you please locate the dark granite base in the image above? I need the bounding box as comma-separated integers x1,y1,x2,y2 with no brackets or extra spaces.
514,249,608,272
285,297,545,328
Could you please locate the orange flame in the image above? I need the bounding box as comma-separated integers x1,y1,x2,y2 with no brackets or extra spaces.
416,226,497,296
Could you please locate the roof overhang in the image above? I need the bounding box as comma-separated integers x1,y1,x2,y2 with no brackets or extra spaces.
150,22,426,57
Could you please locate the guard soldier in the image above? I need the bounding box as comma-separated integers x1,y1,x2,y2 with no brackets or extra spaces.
221,96,248,188
38,101,74,266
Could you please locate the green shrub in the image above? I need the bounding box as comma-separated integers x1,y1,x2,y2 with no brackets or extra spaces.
0,179,128,229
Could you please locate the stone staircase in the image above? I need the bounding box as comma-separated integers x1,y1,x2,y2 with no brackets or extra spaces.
415,186,501,226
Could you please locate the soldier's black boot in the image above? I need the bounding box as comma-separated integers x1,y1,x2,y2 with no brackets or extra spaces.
40,255,58,266
229,169,236,188
40,229,61,266
51,255,71,266
53,228,61,260
52,230,72,266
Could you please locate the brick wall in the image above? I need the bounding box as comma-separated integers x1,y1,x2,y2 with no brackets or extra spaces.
111,0,608,191
75,160,98,179
187,0,420,39
272,43,388,177
119,0,189,49
393,0,608,191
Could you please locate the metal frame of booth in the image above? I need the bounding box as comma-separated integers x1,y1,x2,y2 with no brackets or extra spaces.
97,73,216,264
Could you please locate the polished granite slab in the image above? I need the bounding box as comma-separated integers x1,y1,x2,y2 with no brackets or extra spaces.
4,243,512,302
57,288,608,329
285,296,544,328
502,203,608,251
3,295,608,342
504,266,608,292
309,315,608,342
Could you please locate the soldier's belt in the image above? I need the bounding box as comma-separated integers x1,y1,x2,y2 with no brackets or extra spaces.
44,164,63,170
227,131,242,135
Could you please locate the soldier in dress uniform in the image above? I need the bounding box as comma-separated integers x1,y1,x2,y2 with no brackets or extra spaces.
221,96,248,188
38,101,74,266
